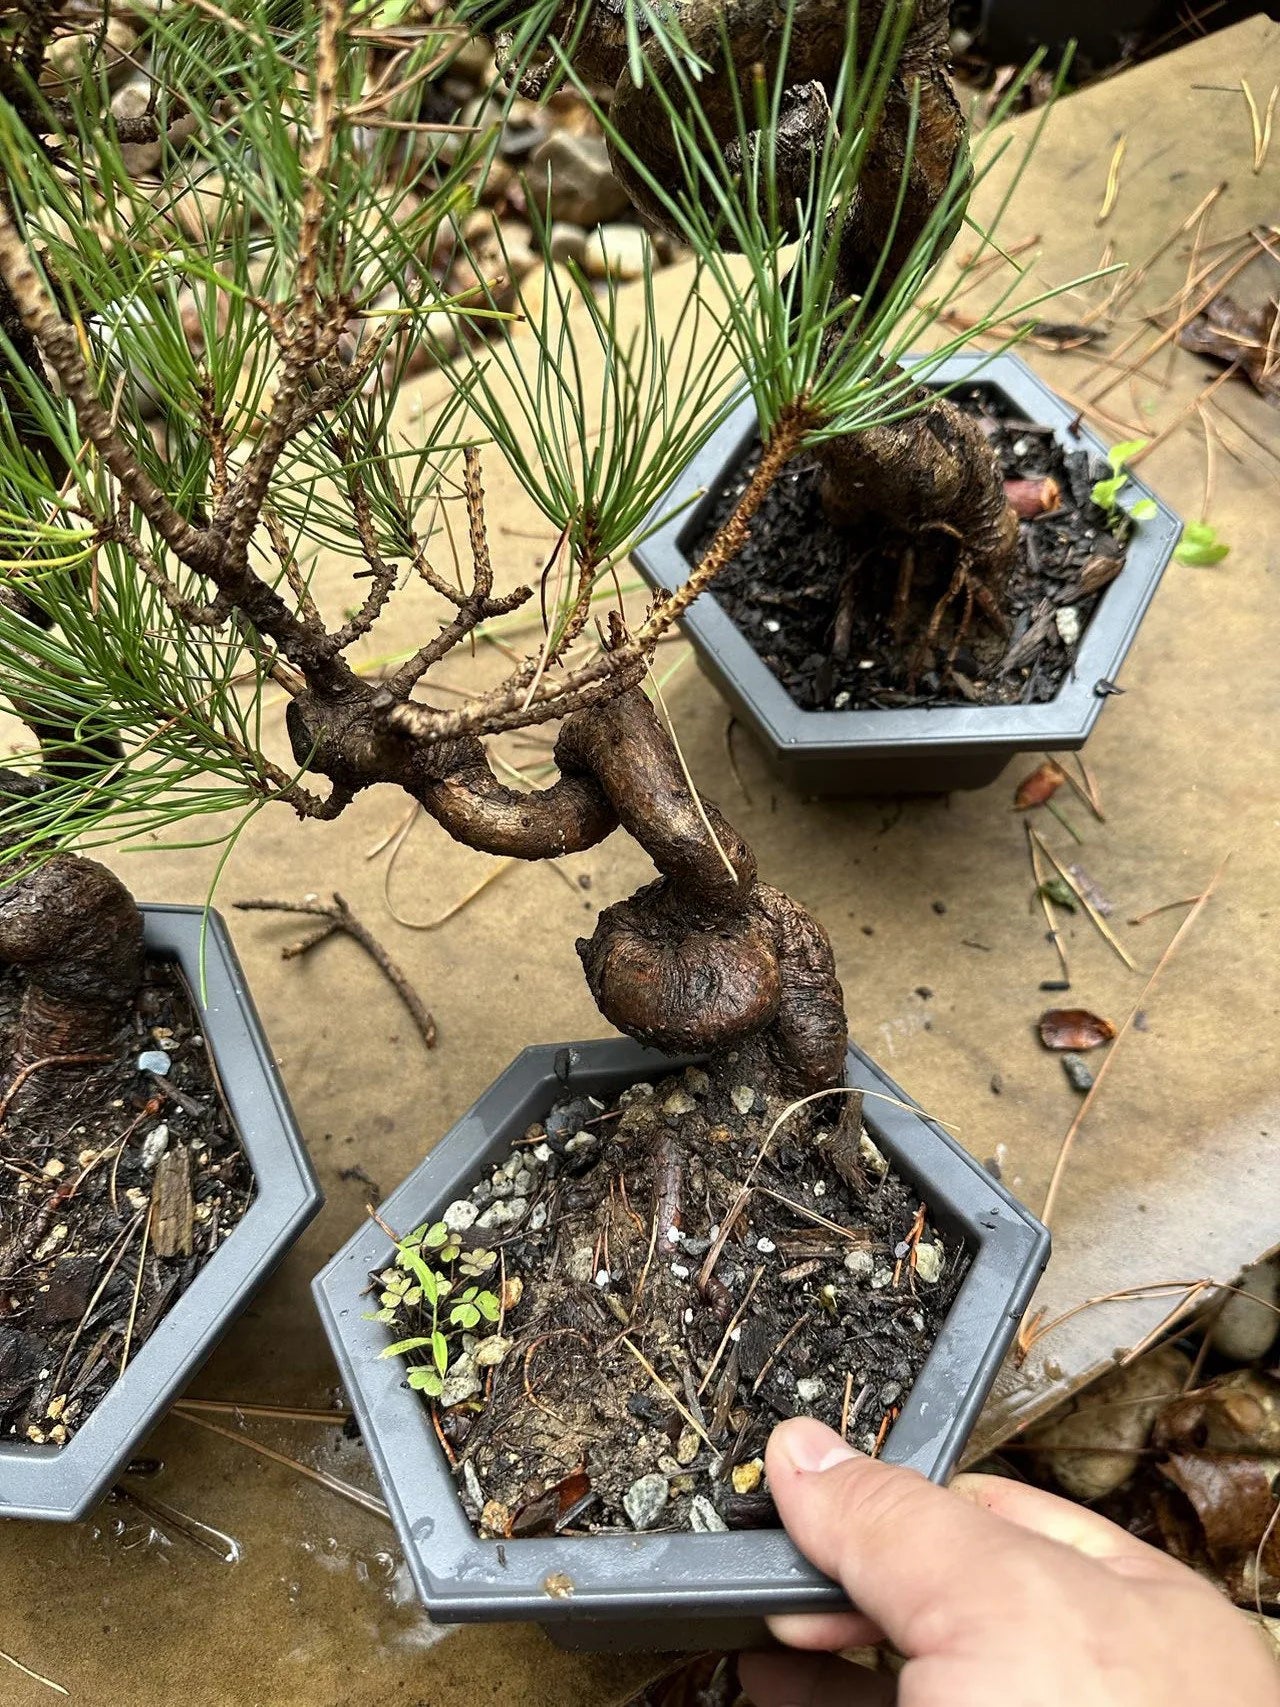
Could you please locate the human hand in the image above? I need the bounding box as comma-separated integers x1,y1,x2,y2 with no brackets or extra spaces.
738,1416,1280,1706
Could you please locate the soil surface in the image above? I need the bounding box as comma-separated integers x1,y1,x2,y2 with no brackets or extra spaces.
396,1065,966,1538
692,384,1130,711
0,961,254,1447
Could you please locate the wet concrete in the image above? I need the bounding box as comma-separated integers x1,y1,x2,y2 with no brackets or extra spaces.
1,17,1278,1702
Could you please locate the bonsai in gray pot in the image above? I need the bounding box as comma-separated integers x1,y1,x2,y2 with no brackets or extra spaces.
0,0,1052,1621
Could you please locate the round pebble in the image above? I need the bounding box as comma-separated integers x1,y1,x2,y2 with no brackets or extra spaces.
623,1473,669,1531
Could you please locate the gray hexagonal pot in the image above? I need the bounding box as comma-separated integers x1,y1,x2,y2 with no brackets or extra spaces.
631,350,1181,796
314,1036,1049,1652
0,904,323,1523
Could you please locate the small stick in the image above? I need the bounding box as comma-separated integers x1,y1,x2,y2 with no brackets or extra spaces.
1040,853,1228,1226
0,1052,111,1127
236,893,435,1050
872,1407,898,1457
172,1407,390,1521
1030,828,1137,972
893,1204,927,1289
840,1374,854,1440
751,1312,813,1397
697,1266,765,1397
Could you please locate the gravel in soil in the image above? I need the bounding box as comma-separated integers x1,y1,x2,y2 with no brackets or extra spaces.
0,961,254,1446
398,1065,967,1538
691,384,1130,712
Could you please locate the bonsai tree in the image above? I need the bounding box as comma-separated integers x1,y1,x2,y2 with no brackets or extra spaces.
0,0,1058,1108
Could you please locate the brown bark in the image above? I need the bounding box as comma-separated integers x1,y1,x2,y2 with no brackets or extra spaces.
0,851,144,1064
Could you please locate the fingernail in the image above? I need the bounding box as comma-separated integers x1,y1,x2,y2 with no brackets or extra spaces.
781,1418,861,1474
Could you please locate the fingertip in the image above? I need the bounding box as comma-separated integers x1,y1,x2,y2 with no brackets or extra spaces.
767,1415,862,1479
766,1609,886,1651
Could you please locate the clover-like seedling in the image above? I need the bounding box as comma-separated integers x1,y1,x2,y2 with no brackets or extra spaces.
1091,439,1159,532
370,1225,505,1400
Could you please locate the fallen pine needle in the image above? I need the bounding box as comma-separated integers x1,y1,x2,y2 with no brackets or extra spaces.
1096,135,1127,224
1030,828,1137,972
620,1338,716,1449
0,1651,68,1696
173,1407,390,1521
178,1398,352,1425
1040,852,1230,1226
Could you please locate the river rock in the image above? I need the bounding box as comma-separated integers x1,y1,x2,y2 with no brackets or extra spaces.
582,224,651,281
528,132,630,226
1211,1257,1280,1362
1025,1344,1192,1500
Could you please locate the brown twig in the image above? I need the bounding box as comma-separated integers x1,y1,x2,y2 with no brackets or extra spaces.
235,893,435,1050
750,1312,813,1397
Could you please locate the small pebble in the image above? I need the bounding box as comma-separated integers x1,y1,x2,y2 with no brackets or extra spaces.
476,1196,527,1230
813,1181,826,1198
461,1460,484,1513
662,1089,697,1118
844,1249,874,1280
140,1124,170,1170
567,1246,595,1283
594,1269,611,1289
582,223,651,281
565,1130,597,1155
881,1381,903,1405
796,1378,825,1404
623,1473,669,1532
1210,1257,1280,1361
914,1242,944,1285
870,1263,894,1291
442,1198,479,1232
683,1307,694,1324
1056,606,1081,647
756,1237,776,1255
730,1085,756,1116
474,1335,512,1368
41,1158,65,1179
676,1428,700,1466
528,1202,549,1232
670,1262,690,1280
618,1081,654,1107
1062,1053,1095,1093
137,1049,171,1076
689,1495,727,1533
683,1068,712,1097
731,1458,764,1494
657,1454,683,1477
859,1133,889,1176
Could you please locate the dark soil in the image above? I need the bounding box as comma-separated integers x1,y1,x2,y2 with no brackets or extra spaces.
402,1065,966,1539
691,384,1129,712
0,961,254,1447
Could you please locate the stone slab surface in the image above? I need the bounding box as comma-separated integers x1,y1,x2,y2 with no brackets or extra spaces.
1,17,1278,1702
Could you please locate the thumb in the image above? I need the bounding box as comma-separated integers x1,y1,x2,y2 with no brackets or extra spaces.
765,1417,1089,1656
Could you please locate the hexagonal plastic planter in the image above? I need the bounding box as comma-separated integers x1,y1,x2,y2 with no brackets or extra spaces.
0,904,323,1522
631,351,1181,796
314,1036,1049,1652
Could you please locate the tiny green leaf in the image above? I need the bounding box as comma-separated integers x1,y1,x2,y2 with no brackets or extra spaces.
431,1330,449,1376
407,1368,444,1396
1108,437,1149,471
476,1291,501,1323
421,1222,450,1250
380,1335,438,1358
1129,497,1157,521
449,1302,482,1330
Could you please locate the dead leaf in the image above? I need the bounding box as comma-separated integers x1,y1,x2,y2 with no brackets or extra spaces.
509,1467,593,1537
1162,1452,1280,1606
1015,760,1066,810
1079,553,1125,596
1154,1371,1280,1457
1038,1008,1117,1051
1178,293,1280,404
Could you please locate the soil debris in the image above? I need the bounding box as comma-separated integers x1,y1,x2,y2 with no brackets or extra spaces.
0,962,253,1447
386,1066,965,1536
1038,1009,1117,1052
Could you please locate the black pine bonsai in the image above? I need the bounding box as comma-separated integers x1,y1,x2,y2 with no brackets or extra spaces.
0,0,1058,1106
